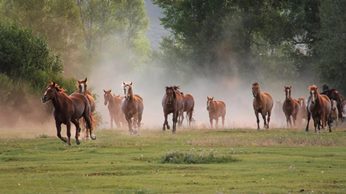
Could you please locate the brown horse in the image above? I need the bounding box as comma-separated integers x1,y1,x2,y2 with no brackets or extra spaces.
207,96,226,128
162,86,184,133
77,78,96,138
330,100,339,127
306,85,332,132
103,89,126,128
41,82,95,145
122,82,144,134
282,86,300,127
179,93,195,127
252,82,273,129
321,87,344,121
297,97,308,125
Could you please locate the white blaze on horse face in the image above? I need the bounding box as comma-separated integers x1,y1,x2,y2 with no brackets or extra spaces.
79,83,86,93
311,90,315,102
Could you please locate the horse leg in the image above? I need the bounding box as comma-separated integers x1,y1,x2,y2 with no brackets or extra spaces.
137,113,142,132
222,115,225,128
126,115,133,134
188,111,193,127
255,111,260,130
210,118,213,129
262,113,267,129
215,118,219,129
66,121,72,146
84,113,96,140
267,111,271,129
162,113,168,131
55,121,67,143
305,112,311,132
71,119,81,145
172,111,178,133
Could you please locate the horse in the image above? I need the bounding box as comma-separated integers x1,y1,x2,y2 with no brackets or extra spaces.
180,93,195,127
162,86,184,133
297,97,308,126
41,82,95,145
207,96,226,128
103,89,126,128
321,87,344,121
306,85,332,132
282,86,300,128
77,77,96,138
122,82,144,134
252,82,273,130
330,100,339,127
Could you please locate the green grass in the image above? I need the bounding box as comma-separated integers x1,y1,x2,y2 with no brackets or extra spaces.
0,128,346,193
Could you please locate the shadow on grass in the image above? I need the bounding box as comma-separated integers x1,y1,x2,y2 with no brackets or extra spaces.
161,150,239,164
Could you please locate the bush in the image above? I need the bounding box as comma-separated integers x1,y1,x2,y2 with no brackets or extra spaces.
161,149,238,164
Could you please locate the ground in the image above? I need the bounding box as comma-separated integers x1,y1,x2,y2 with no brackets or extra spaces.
0,128,346,193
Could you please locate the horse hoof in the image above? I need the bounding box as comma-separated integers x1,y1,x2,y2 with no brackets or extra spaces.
76,140,81,145
90,134,96,140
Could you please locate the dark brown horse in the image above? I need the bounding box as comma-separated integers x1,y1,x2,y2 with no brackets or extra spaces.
207,96,226,128
179,93,195,127
282,86,300,127
77,78,96,138
122,82,144,134
162,86,184,133
42,82,95,145
321,87,344,121
103,89,126,128
252,83,273,130
306,85,332,132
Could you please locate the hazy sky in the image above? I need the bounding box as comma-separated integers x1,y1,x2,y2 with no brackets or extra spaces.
144,0,168,49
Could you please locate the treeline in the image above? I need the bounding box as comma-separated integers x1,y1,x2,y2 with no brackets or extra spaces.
154,0,346,93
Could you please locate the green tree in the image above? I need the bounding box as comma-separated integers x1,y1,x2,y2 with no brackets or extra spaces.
315,0,346,93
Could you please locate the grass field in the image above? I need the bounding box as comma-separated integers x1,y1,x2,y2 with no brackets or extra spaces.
0,128,346,193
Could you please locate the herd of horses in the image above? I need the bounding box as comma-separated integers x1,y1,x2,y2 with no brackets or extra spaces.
41,79,345,145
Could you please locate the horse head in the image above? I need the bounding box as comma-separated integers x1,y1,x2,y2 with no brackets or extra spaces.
165,86,175,104
308,85,319,104
103,89,112,106
78,77,88,93
298,97,305,107
207,96,214,111
252,82,260,97
123,82,133,100
284,86,292,99
42,82,62,103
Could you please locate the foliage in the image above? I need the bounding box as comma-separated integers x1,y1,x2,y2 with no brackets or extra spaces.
0,24,75,93
316,0,346,93
161,149,238,164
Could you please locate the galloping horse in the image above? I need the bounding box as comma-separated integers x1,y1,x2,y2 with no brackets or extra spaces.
252,82,273,130
122,82,144,134
207,96,226,128
42,82,95,145
77,78,96,138
282,86,300,127
321,86,344,121
306,85,332,132
297,97,308,125
180,93,195,127
330,100,339,127
103,90,126,128
162,86,184,133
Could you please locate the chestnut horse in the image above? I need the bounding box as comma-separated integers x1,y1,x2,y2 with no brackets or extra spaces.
162,86,184,133
207,96,226,128
282,86,300,127
77,78,96,138
297,97,308,125
330,100,339,127
180,93,195,127
252,83,273,129
306,85,332,132
103,90,126,128
122,82,144,134
42,82,95,145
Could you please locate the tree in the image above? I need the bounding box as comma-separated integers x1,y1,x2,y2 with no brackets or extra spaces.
315,0,346,93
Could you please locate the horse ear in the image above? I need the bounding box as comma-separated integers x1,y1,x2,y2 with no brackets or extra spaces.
109,90,112,93
211,97,214,100
103,89,106,93
52,81,56,87
123,82,125,86
130,82,133,86
84,77,87,82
